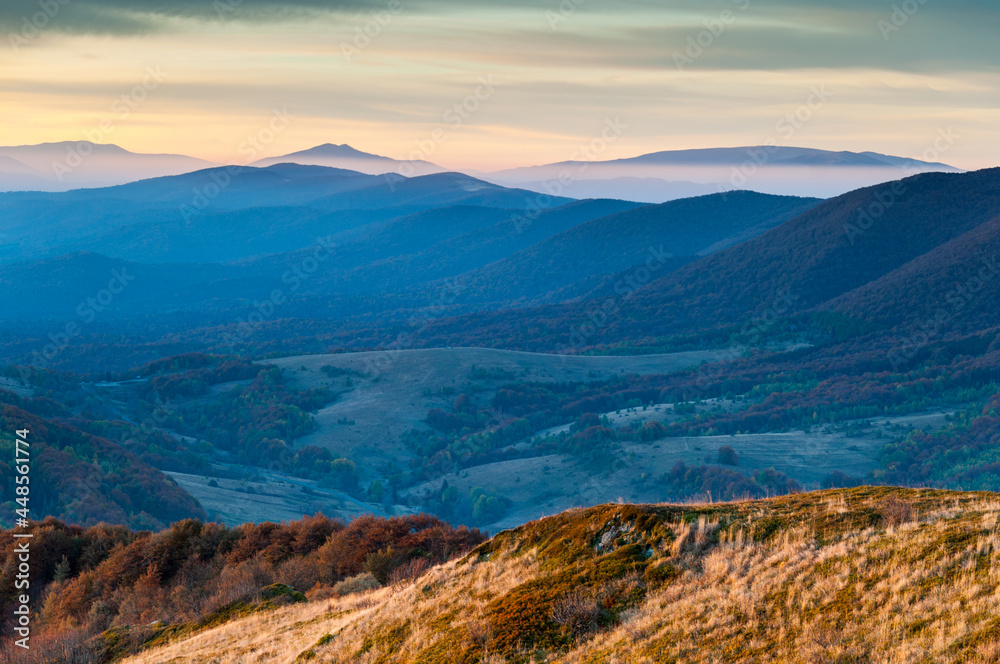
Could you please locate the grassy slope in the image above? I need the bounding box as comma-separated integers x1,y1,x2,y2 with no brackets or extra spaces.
121,487,1000,663
268,347,959,532
267,347,739,473
164,471,381,527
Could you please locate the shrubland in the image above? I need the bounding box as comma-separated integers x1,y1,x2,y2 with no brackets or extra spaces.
0,513,483,663
7,488,997,663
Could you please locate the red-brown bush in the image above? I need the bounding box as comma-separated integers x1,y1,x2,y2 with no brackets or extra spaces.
0,512,484,656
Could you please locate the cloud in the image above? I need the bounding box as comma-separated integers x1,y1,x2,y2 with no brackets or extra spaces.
9,0,989,81
2,0,998,42
0,0,554,35
0,0,382,35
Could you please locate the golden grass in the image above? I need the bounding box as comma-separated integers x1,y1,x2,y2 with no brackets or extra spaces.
121,488,1000,663
118,589,388,664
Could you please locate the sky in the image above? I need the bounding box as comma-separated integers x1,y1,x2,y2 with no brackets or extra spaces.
0,0,997,171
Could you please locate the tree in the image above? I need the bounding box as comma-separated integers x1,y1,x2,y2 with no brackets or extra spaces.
53,555,72,582
717,446,739,466
363,549,396,585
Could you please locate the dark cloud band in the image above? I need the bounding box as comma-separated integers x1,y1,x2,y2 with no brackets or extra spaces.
2,0,997,79
0,0,382,35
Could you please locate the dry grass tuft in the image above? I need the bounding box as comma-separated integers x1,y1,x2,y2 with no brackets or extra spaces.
877,494,915,527
549,590,602,635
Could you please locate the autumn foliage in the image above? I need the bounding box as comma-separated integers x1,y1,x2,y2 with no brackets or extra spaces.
0,513,484,662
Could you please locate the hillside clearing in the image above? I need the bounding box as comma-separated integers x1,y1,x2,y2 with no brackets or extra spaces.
267,347,740,473
402,405,955,532
165,470,382,527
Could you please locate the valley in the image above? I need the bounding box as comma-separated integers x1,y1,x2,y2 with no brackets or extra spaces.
267,347,742,469
3,4,997,662
405,408,955,532
5,166,1000,539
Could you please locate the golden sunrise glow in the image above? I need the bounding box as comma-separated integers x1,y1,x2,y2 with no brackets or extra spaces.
0,3,997,171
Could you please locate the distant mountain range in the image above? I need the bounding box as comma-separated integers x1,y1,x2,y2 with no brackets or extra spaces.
486,146,964,201
441,190,819,307
2,142,1000,568
0,164,816,328
252,143,445,177
0,164,570,268
0,142,216,192
5,161,998,346
0,142,962,201
426,167,1000,350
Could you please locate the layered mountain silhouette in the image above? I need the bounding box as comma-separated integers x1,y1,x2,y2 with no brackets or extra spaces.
0,142,216,192
6,164,999,335
488,146,963,201
0,142,962,202
619,169,1000,328
0,165,572,266
0,167,816,327
252,143,445,176
3,158,999,382
440,191,819,307
423,168,1000,350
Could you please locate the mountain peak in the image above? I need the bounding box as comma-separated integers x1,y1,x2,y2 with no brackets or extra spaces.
292,143,387,160
252,143,446,177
